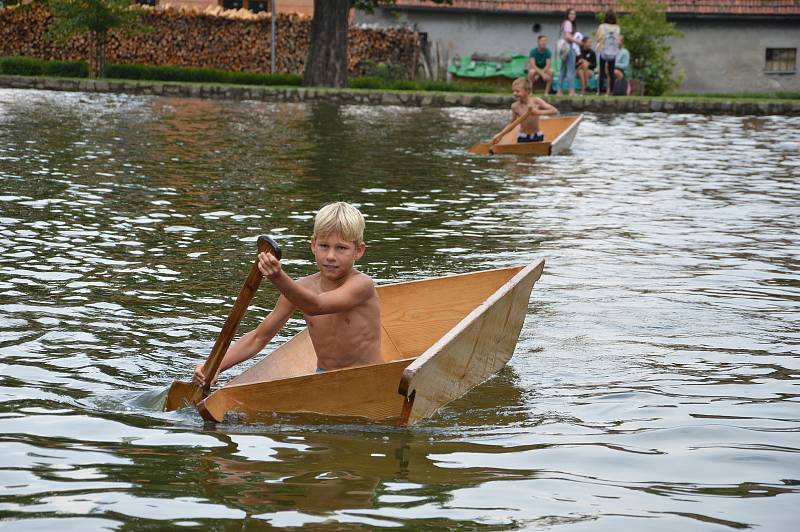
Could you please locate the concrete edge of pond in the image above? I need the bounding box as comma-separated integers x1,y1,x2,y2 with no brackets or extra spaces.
2,74,799,117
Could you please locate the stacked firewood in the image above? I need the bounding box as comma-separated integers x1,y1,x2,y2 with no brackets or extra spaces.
348,26,420,78
0,4,420,77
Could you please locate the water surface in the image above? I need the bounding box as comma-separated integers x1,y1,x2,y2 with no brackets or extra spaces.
1,89,799,530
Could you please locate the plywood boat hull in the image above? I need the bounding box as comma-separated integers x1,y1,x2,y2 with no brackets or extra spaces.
398,262,543,425
198,260,545,425
469,114,582,156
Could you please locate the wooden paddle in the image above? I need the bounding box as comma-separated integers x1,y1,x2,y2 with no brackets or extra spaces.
468,107,534,155
163,235,281,412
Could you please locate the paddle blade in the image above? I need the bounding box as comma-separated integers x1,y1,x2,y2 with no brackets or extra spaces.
468,142,492,155
257,235,281,260
163,380,204,411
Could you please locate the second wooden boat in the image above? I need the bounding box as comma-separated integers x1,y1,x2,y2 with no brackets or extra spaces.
197,260,545,426
469,114,583,156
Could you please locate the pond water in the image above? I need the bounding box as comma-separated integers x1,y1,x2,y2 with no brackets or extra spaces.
1,88,799,530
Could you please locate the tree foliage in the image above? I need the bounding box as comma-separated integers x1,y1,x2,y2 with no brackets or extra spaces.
46,0,148,78
613,0,684,95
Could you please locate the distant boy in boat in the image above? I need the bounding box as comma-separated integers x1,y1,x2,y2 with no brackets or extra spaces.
193,202,383,386
495,77,559,144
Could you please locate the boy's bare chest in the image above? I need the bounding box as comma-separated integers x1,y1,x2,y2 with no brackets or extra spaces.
305,310,358,330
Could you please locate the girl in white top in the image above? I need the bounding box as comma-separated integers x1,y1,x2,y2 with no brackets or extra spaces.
595,9,622,96
556,8,580,96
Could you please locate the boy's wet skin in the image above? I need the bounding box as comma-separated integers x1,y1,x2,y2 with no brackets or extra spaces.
193,202,382,386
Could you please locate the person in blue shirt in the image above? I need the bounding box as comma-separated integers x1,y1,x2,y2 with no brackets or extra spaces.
614,35,631,81
527,34,553,95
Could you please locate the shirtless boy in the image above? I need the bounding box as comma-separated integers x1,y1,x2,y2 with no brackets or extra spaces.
193,202,382,386
496,78,559,144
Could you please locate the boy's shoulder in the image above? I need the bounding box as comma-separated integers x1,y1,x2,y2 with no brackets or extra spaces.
350,269,376,288
306,269,375,290
296,272,321,290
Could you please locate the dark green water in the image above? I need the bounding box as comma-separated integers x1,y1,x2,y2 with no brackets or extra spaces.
1,89,799,530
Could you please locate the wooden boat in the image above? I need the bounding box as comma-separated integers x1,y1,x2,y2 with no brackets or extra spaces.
469,114,583,156
197,260,545,426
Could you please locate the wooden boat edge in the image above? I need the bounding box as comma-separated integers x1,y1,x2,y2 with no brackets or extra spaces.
551,113,582,145
398,259,545,397
472,115,581,155
199,357,417,422
377,263,528,290
549,114,583,155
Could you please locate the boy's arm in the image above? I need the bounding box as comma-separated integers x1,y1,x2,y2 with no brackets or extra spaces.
261,253,374,316
193,294,295,386
529,97,559,115
494,105,518,142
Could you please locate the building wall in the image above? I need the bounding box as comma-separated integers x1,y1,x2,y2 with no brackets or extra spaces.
669,17,799,93
356,9,568,74
357,8,800,93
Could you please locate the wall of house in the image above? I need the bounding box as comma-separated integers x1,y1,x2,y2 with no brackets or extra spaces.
358,8,800,94
355,9,571,79
669,17,799,93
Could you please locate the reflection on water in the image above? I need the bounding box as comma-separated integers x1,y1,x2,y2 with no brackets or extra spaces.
1,88,799,530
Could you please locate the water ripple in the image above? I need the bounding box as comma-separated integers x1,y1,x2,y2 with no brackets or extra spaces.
0,89,798,529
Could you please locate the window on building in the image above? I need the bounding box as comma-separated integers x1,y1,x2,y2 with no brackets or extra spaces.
765,48,796,73
221,0,244,10
249,0,269,13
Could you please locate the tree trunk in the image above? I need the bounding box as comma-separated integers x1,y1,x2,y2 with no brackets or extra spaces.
303,0,349,87
91,30,107,78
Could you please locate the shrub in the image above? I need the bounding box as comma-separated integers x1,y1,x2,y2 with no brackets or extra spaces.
612,0,684,96
0,56,510,94
45,60,90,77
359,59,407,81
103,63,302,86
348,76,385,90
0,56,89,77
347,76,505,93
0,56,45,76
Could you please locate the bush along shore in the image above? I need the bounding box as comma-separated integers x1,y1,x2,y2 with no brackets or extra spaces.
0,59,798,116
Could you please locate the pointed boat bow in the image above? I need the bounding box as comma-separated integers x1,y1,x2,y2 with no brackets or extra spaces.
398,260,545,426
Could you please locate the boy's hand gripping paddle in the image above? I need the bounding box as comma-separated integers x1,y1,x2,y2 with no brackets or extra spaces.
468,107,534,155
163,235,281,412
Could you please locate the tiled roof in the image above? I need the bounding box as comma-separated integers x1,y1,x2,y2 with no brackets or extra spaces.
393,1,800,16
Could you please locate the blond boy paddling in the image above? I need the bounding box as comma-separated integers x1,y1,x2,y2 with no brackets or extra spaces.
194,202,382,387
494,77,559,144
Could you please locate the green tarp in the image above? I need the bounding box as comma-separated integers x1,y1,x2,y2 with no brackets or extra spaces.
448,54,528,79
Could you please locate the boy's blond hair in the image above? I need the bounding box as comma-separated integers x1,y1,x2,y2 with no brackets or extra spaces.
313,202,365,244
512,77,531,93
